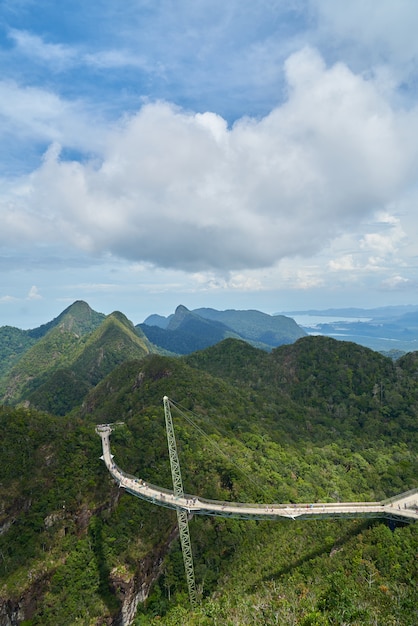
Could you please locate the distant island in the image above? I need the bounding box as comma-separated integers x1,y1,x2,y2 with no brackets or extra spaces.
278,305,418,354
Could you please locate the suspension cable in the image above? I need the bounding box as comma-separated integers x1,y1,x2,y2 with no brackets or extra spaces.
168,398,272,502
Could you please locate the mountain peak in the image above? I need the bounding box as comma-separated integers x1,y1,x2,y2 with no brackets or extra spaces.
168,305,192,330
28,300,105,339
174,304,190,316
107,310,134,328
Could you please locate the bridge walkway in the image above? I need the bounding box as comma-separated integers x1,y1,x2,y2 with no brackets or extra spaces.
96,425,418,524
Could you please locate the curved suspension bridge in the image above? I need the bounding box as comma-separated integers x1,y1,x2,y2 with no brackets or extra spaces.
96,425,418,524
96,396,418,607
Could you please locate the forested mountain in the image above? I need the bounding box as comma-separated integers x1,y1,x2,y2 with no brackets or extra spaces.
0,326,36,381
27,299,106,340
0,335,417,625
140,304,306,353
195,306,306,346
0,301,104,398
0,301,306,408
138,304,241,354
0,303,159,413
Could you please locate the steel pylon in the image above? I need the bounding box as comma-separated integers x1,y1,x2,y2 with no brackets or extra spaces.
163,396,198,609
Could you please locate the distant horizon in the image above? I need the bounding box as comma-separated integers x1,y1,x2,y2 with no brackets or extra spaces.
3,298,418,331
277,304,418,316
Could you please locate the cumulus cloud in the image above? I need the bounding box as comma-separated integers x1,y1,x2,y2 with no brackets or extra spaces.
359,213,407,263
313,0,418,67
328,255,355,272
1,47,417,274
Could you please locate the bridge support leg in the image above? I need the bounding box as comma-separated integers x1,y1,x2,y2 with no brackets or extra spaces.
163,396,198,608
176,509,198,609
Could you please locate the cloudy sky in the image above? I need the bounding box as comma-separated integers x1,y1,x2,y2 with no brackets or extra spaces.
1,0,418,328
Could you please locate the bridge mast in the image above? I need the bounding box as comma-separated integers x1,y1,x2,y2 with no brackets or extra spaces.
163,396,198,609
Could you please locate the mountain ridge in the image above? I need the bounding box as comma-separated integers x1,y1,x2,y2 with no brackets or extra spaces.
0,304,159,411
141,304,306,353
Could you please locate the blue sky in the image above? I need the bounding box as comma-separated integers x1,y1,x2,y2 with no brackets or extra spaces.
1,1,418,328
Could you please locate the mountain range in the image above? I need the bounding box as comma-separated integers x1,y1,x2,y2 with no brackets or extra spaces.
3,300,418,414
0,301,158,414
0,300,417,624
0,301,305,413
141,304,306,353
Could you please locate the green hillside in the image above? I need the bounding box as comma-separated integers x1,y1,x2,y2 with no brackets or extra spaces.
0,325,35,381
0,301,307,404
27,299,106,340
23,312,158,415
0,301,105,402
0,336,417,625
0,305,159,412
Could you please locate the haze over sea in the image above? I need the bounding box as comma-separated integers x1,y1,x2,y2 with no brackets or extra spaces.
290,315,373,329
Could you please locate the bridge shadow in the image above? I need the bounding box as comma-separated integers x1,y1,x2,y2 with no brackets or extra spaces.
89,516,121,615
250,519,376,590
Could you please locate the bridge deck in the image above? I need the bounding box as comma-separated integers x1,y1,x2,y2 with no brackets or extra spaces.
96,425,418,523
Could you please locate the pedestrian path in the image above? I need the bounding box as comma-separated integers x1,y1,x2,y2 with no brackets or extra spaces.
96,424,418,523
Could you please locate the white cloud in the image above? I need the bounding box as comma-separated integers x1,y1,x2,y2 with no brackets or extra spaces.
0,81,106,152
9,27,151,72
313,0,418,70
292,270,325,290
1,48,417,280
360,213,406,260
381,275,413,290
328,255,355,272
190,271,263,292
0,295,17,303
3,1,418,323
68,282,119,292
27,285,42,300
84,49,151,70
9,29,77,69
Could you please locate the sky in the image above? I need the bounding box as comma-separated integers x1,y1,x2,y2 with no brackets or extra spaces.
1,1,418,328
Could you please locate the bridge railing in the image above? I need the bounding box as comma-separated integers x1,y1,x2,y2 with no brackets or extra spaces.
381,487,418,504
192,497,383,510
112,465,387,510
110,463,176,497
109,458,418,511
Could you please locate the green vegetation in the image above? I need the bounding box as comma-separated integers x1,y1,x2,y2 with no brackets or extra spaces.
135,520,417,625
27,299,106,340
0,326,35,381
0,305,159,413
0,333,417,624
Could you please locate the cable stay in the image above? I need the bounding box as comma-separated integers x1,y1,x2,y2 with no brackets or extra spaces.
167,398,272,502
